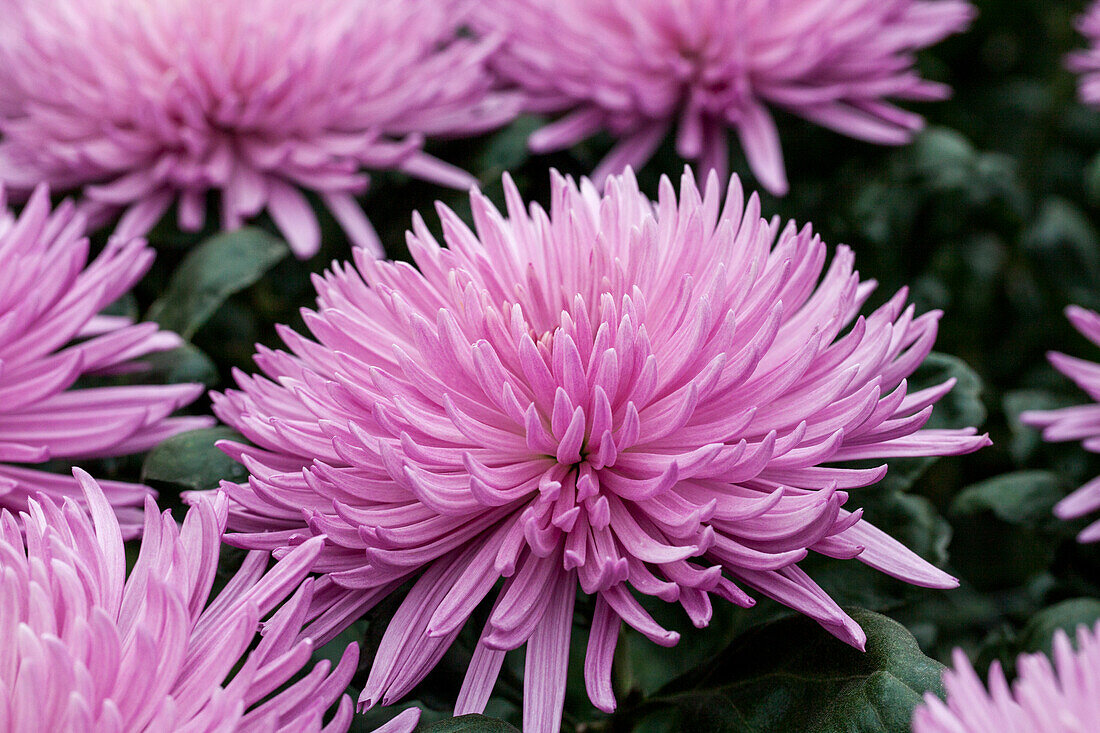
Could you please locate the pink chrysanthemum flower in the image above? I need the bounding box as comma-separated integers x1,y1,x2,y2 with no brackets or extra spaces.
1068,2,1100,107
0,0,520,259
0,469,378,731
473,0,974,195
912,622,1100,732
1021,307,1100,543
0,185,210,538
209,169,989,731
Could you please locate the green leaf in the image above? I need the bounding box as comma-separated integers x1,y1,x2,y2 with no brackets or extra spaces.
950,471,1063,529
1017,599,1100,657
476,116,542,182
147,227,290,339
909,128,977,191
141,427,248,492
417,714,520,733
630,609,944,733
948,471,1064,589
138,344,219,387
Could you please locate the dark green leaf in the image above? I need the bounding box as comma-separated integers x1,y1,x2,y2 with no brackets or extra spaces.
630,609,944,733
950,471,1063,528
141,427,248,492
138,344,219,387
948,472,1063,590
476,116,542,182
417,714,520,733
147,227,290,339
1017,598,1100,657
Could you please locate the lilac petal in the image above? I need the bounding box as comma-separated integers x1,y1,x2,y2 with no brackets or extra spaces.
523,571,576,733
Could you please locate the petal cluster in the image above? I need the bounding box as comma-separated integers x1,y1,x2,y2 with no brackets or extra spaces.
0,0,520,258
0,186,210,538
474,0,974,195
912,622,1100,732
1021,306,1100,542
0,469,361,731
1068,2,1100,108
209,168,988,730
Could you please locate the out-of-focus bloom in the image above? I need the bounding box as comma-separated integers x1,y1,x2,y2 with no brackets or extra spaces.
1022,307,1100,543
209,168,989,731
0,185,210,538
912,621,1100,732
0,0,520,259
1068,2,1100,107
0,469,365,731
473,0,974,195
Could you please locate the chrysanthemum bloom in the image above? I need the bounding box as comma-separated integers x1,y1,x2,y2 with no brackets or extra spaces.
209,168,989,731
0,469,377,731
1068,2,1100,107
1021,307,1100,543
912,622,1100,732
3,468,429,732
0,185,210,538
0,0,520,259
473,0,974,195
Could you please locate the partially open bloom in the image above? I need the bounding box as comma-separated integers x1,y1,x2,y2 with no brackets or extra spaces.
0,186,210,538
474,0,974,195
0,469,362,731
1068,2,1100,107
210,168,989,731
1021,307,1100,543
912,622,1100,732
0,0,520,259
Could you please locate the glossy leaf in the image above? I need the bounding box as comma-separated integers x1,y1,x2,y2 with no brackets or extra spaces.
147,227,290,339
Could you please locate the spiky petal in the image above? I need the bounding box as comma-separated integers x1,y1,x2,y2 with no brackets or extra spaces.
0,469,362,731
0,185,210,538
1068,2,1100,108
1021,306,1100,542
474,0,974,194
912,622,1100,732
206,168,989,731
0,0,520,258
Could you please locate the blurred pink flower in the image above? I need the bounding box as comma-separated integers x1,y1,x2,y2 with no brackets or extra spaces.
0,186,210,538
475,0,974,195
0,468,366,731
912,622,1100,732
0,0,520,258
1068,2,1100,107
1022,306,1100,542
208,168,989,731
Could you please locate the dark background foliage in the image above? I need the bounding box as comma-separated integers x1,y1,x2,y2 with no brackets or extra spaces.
72,0,1100,730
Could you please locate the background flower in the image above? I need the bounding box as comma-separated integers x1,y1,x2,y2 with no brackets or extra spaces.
1021,306,1100,542
206,168,988,731
1068,1,1100,107
0,186,210,538
912,621,1100,732
0,0,521,259
473,0,974,195
0,468,361,731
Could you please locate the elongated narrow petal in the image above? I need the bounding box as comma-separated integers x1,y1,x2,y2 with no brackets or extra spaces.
0,469,357,731
913,621,1100,732
1069,3,1100,108
206,168,988,729
1021,306,1100,542
0,186,210,537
